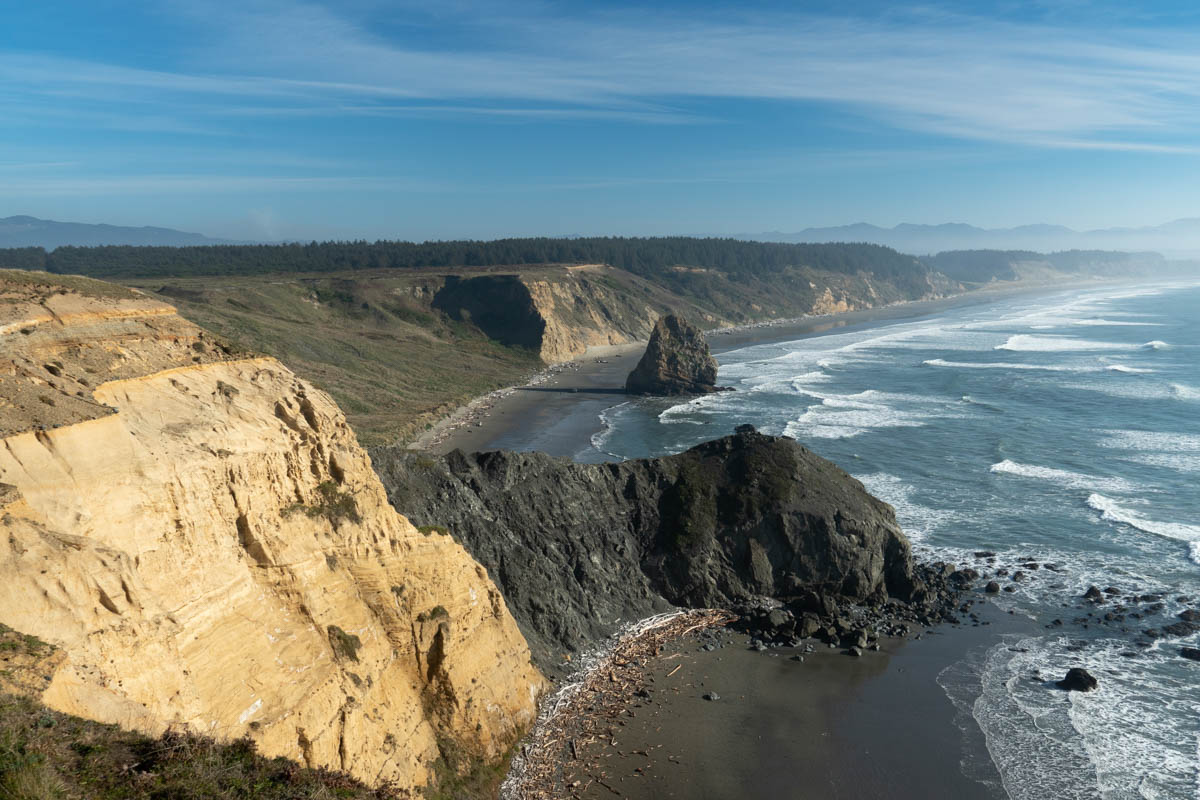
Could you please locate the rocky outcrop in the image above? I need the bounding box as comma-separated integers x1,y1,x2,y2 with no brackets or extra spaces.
0,270,544,793
1056,668,1099,692
372,426,921,675
625,314,721,395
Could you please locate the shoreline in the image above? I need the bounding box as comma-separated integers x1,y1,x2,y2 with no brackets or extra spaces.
415,278,1115,458
508,601,1033,800
409,275,1192,800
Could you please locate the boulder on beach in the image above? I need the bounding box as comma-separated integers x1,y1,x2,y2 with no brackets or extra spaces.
1056,667,1099,692
625,314,722,395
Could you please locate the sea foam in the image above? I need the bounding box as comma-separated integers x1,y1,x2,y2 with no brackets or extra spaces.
1171,383,1200,401
944,636,1200,800
995,335,1136,352
1071,318,1164,327
1087,493,1200,564
854,473,957,544
924,358,1089,373
989,460,1138,493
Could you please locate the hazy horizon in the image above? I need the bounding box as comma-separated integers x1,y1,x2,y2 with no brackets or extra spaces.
6,1,1200,242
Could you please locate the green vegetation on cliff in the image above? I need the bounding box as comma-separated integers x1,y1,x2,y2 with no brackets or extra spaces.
9,237,927,284
0,693,404,800
120,271,543,445
0,238,961,445
920,249,1167,283
0,624,397,800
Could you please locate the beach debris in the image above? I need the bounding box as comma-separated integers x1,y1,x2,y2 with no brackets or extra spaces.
1056,667,1099,692
702,692,720,701
500,608,733,799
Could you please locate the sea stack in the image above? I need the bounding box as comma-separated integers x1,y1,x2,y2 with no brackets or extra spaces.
625,314,721,395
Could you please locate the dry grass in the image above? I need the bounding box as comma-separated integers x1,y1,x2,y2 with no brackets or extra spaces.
0,269,141,302
122,271,543,446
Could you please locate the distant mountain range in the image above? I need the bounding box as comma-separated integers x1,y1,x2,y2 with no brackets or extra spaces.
0,216,239,249
7,213,1200,259
739,219,1200,258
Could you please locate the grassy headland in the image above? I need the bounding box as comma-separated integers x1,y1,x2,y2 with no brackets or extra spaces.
4,237,1154,446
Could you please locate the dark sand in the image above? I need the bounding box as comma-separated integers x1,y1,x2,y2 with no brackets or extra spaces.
568,605,1033,800
421,281,1101,798
428,281,1102,458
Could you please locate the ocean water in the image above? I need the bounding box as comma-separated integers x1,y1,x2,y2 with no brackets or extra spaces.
584,281,1200,799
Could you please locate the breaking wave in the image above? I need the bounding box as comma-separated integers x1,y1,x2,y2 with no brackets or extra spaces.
1087,493,1200,565
995,335,1136,352
989,460,1138,493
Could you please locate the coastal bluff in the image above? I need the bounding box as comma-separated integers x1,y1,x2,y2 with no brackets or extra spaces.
625,314,722,395
373,426,924,675
0,270,543,793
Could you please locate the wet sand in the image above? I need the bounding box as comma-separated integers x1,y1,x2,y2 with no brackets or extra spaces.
416,282,1103,797
568,604,1033,800
424,280,1103,459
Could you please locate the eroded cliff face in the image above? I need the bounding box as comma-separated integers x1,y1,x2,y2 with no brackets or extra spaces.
0,271,543,792
373,427,918,676
431,266,692,364
519,266,662,363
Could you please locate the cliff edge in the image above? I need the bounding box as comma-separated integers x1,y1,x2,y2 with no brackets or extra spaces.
0,270,544,793
373,426,926,675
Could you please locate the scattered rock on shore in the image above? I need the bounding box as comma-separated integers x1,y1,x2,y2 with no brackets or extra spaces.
1056,667,1099,692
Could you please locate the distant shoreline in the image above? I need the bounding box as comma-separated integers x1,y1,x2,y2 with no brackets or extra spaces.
414,278,1114,458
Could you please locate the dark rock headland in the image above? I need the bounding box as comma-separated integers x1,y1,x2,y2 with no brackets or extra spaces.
373,427,972,676
625,314,722,395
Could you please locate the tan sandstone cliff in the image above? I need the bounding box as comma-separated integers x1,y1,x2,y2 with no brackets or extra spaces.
0,270,544,793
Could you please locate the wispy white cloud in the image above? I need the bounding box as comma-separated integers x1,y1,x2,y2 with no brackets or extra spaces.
0,174,443,197
6,1,1200,151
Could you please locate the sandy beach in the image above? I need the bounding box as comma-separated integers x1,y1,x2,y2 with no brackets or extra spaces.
418,280,1105,459
559,602,1030,800
408,280,1114,800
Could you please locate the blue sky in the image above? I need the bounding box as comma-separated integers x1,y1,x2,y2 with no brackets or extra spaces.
4,0,1200,241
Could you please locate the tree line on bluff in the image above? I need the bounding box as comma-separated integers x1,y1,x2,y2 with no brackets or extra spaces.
0,237,931,285
1,238,1160,289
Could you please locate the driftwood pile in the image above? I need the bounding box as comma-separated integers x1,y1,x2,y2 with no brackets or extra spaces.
501,609,733,800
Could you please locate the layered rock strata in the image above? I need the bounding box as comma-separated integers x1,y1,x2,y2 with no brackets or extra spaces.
373,426,934,675
625,314,722,395
0,270,544,792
